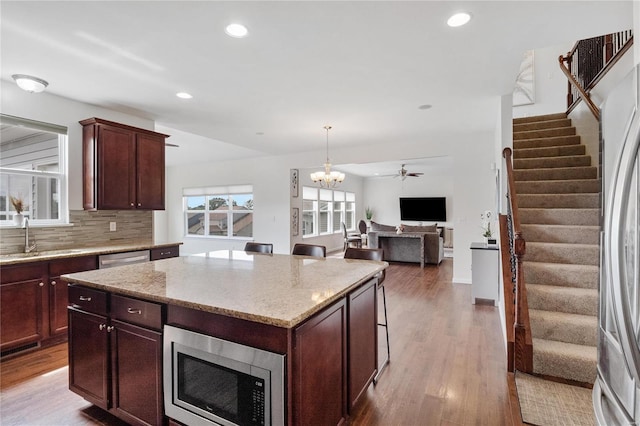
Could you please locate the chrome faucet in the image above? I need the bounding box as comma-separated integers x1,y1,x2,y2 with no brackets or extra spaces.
23,218,37,253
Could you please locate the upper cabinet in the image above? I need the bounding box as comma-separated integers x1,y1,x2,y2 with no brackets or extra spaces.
81,118,169,210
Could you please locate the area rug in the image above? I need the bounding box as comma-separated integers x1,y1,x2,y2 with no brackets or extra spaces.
515,371,595,426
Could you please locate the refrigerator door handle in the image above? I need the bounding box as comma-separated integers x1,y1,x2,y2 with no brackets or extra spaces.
608,107,640,383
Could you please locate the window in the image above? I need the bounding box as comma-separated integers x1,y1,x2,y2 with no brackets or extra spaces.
302,186,355,237
183,185,253,238
0,114,68,226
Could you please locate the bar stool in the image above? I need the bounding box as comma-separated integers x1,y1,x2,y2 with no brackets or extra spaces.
244,242,273,254
343,247,389,383
292,243,326,258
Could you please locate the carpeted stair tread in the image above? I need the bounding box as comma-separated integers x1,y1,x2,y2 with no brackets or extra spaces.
514,135,581,150
520,208,599,226
513,113,567,124
532,338,597,384
513,127,576,140
521,224,600,244
515,179,600,194
513,144,585,158
527,284,598,316
514,166,597,181
514,154,591,169
513,118,572,132
518,193,599,209
523,262,599,289
526,242,599,265
530,309,597,346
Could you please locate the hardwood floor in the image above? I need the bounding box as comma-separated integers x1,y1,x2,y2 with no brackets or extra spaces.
0,258,521,425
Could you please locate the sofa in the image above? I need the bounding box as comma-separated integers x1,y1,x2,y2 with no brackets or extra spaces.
368,221,444,266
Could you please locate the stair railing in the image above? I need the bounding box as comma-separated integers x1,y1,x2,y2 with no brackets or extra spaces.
502,147,533,373
559,30,633,120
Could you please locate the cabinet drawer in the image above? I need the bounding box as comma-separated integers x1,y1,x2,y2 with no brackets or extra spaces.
111,294,163,330
68,285,107,315
150,246,179,261
1,262,47,284
50,255,97,277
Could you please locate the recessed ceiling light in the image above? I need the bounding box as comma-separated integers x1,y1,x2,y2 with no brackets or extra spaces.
225,23,248,38
176,92,193,99
447,12,471,27
418,104,432,110
12,74,48,93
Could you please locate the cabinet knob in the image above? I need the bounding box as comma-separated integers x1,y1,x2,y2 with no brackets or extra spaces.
137,203,141,207
39,282,44,287
99,324,106,331
107,326,115,332
130,202,135,207
51,280,57,286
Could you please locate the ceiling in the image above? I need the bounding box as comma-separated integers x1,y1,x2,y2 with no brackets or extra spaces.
0,1,633,171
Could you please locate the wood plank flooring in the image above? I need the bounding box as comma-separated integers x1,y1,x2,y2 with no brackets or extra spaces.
0,258,522,425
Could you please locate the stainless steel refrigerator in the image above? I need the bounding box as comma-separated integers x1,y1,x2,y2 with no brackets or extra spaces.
594,64,640,425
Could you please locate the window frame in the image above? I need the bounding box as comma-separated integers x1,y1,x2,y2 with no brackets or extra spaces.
183,186,254,240
302,186,356,238
0,115,68,227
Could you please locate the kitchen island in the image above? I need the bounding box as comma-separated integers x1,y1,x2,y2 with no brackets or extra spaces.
63,250,387,426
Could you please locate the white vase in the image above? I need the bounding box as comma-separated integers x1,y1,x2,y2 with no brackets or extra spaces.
13,213,24,227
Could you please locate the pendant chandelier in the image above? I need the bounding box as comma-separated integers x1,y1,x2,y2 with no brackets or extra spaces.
310,125,345,188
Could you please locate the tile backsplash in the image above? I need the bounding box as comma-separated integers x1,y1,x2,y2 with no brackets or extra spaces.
0,210,153,255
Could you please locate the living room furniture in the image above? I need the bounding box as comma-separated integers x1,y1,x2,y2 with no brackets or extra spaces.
470,242,499,306
368,231,443,267
292,243,327,257
343,247,389,383
343,222,362,251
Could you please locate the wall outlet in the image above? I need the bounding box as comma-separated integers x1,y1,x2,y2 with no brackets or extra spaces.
109,222,116,232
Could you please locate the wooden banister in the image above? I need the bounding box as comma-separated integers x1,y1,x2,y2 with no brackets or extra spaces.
558,55,600,120
502,147,533,373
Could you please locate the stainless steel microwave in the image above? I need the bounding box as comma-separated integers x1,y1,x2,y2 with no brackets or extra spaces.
163,325,285,426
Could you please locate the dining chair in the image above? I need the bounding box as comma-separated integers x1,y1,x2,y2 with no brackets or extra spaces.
291,243,326,258
343,247,389,383
342,222,362,251
244,242,273,254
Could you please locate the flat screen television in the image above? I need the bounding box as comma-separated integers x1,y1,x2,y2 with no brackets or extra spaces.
399,197,446,222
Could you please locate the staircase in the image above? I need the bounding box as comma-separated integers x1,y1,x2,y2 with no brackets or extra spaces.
512,112,599,385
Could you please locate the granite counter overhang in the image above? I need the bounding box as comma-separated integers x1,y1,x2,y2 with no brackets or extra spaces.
0,242,182,266
62,252,388,329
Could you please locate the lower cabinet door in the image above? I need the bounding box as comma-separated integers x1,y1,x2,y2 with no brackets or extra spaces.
0,278,46,351
111,319,163,426
293,299,347,426
68,308,109,410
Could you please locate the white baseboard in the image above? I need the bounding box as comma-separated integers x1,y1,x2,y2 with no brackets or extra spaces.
453,277,472,285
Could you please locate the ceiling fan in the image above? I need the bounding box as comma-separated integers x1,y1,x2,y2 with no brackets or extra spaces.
394,164,424,180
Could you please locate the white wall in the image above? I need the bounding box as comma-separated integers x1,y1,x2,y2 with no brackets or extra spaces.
512,43,573,119
1,81,154,211
362,158,454,229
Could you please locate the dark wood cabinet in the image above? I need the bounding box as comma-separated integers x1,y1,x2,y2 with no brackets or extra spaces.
49,255,97,336
347,277,378,410
293,298,347,426
81,117,168,211
68,286,164,426
0,263,47,353
150,245,180,260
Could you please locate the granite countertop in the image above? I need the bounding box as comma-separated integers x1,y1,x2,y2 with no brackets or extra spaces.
0,242,182,266
63,250,387,329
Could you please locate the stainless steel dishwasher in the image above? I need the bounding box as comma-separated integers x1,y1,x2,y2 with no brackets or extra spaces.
98,250,150,269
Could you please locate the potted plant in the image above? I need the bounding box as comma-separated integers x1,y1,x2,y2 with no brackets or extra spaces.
480,210,497,245
9,195,26,226
365,206,373,226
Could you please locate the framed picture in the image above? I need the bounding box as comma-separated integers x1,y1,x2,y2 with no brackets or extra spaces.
290,169,299,197
292,207,299,236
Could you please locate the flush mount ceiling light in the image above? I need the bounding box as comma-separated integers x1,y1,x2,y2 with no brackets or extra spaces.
418,104,432,110
447,12,472,27
12,74,48,93
225,23,248,38
310,125,345,188
176,92,193,99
